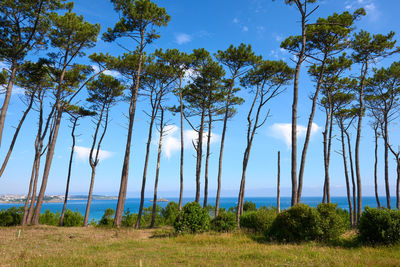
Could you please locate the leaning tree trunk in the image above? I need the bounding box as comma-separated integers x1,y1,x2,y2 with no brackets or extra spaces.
373,125,381,209
0,92,35,177
339,120,354,227
150,108,165,228
83,167,96,226
203,111,212,208
383,115,391,209
345,130,357,221
0,60,18,148
135,109,158,229
22,154,39,226
60,117,78,226
114,46,144,227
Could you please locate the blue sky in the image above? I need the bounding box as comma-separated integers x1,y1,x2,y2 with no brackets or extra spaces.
1,0,400,198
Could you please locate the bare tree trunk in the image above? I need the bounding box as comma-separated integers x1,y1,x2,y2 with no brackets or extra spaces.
326,107,333,203
345,130,357,222
373,125,381,209
0,60,18,148
203,112,212,208
32,107,63,225
297,57,327,203
396,158,400,210
83,167,96,226
0,92,35,177
322,109,329,204
195,109,205,204
22,155,38,226
277,151,281,213
178,85,184,211
150,109,165,228
135,114,157,229
339,120,354,227
60,118,78,226
383,115,391,209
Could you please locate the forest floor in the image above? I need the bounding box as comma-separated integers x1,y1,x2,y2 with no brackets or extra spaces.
0,226,399,266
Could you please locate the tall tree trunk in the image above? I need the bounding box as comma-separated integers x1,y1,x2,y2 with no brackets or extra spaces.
345,130,357,222
22,154,39,226
215,71,237,216
32,107,63,224
114,40,144,226
203,112,212,208
277,151,281,213
355,64,368,221
322,108,329,203
339,120,354,227
83,167,96,226
297,57,327,203
383,115,391,209
178,84,184,211
0,60,18,148
150,109,164,228
373,125,381,209
60,118,78,226
0,92,35,177
326,107,333,203
195,109,205,204
396,158,400,210
135,113,158,229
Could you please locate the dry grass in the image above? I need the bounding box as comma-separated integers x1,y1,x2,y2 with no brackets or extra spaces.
0,226,399,266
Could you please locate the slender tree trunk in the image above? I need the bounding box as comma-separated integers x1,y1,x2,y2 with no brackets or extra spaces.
26,154,41,224
297,57,327,203
150,109,164,228
383,115,391,209
203,112,212,208
277,151,281,213
83,167,96,226
114,47,144,227
216,72,237,216
396,158,400,210
0,92,35,177
322,108,329,203
339,120,354,227
355,64,368,221
326,107,333,203
0,60,18,148
135,114,158,229
373,126,381,209
178,83,184,211
32,107,63,224
60,118,78,226
345,130,357,222
22,154,38,226
195,109,205,204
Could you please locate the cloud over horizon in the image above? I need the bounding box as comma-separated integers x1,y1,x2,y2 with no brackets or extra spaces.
74,146,114,162
269,122,321,148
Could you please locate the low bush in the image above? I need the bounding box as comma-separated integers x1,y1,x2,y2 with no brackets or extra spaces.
211,212,236,232
269,204,322,242
174,202,210,234
121,209,136,227
0,207,24,226
141,205,164,227
161,202,179,226
62,209,84,227
316,203,349,241
243,201,257,212
240,208,276,233
358,207,400,245
39,209,60,226
98,208,115,226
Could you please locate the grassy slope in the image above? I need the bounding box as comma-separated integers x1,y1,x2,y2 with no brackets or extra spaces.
0,226,399,266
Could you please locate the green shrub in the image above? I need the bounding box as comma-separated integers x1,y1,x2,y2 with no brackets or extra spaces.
240,208,277,233
174,202,210,234
121,209,135,227
316,203,348,241
243,201,257,212
269,204,322,242
211,212,237,232
98,208,115,226
161,202,179,226
358,207,400,245
39,209,60,226
0,207,24,226
62,209,84,227
141,205,164,227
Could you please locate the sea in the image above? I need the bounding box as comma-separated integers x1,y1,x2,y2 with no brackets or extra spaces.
0,196,396,221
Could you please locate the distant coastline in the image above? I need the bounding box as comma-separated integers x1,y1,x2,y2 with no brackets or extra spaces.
0,194,117,204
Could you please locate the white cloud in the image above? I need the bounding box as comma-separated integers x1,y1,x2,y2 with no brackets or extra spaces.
233,17,239,24
74,146,113,162
269,123,321,148
344,0,379,21
242,26,249,32
91,65,121,78
175,33,192,45
156,125,220,159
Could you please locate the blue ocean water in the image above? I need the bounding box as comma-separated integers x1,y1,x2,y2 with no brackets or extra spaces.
0,196,396,221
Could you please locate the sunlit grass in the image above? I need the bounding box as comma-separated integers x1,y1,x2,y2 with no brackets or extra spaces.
0,226,399,266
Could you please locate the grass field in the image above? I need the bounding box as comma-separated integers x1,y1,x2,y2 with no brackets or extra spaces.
0,226,399,266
